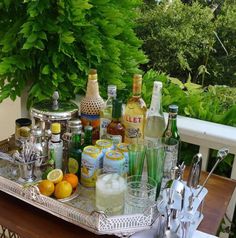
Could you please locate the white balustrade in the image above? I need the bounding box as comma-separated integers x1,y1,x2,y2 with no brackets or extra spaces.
168,113,236,238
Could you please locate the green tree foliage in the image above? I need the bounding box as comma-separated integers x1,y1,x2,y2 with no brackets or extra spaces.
0,0,147,106
136,0,215,84
142,70,236,126
136,0,236,87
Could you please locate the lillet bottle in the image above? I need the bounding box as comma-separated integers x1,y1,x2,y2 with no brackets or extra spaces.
144,81,166,142
124,74,147,144
80,69,104,143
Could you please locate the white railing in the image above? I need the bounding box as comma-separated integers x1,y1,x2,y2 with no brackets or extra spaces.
173,114,236,237
174,114,236,180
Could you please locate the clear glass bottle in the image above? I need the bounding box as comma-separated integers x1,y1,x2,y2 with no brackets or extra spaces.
144,81,166,142
124,74,147,144
67,120,82,179
107,99,125,147
80,69,104,143
49,123,63,169
100,85,117,139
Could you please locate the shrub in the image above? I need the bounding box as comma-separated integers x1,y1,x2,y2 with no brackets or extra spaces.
0,0,147,106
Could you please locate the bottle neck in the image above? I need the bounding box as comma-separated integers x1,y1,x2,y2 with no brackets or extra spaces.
132,79,142,97
84,131,92,145
166,113,177,130
51,133,61,143
149,88,163,116
86,78,100,98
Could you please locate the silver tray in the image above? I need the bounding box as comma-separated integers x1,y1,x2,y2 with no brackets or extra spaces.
0,139,159,237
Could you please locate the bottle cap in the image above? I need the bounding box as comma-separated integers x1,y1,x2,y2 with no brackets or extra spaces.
132,74,142,95
88,69,97,80
169,104,178,113
107,85,117,98
68,119,82,133
112,99,122,118
84,125,93,131
15,118,32,127
51,123,61,134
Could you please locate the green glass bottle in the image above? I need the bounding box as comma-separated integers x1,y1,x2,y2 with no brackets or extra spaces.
163,105,180,140
82,125,93,150
163,104,181,163
68,120,82,179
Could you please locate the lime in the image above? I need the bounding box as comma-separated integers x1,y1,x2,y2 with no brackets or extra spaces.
47,169,63,184
42,168,53,180
68,158,78,174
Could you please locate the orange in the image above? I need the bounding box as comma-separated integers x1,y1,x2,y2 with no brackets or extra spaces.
63,173,79,189
38,180,55,196
54,181,73,199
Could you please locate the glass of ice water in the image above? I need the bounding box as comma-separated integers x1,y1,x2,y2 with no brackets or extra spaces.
95,173,127,215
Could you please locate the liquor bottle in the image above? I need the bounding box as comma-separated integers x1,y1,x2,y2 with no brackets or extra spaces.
80,69,104,143
106,99,125,146
48,123,63,169
144,81,166,142
68,120,82,179
163,105,180,140
163,104,181,164
124,74,147,144
100,85,117,139
82,125,93,150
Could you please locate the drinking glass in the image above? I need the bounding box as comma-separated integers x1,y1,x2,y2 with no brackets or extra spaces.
127,140,147,177
125,175,157,214
146,140,165,200
96,173,127,215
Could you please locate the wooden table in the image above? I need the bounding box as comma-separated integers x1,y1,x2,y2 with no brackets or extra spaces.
0,171,235,238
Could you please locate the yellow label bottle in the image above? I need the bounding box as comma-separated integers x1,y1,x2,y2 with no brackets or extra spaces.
123,74,147,144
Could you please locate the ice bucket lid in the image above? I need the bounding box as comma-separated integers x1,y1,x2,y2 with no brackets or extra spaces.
30,91,78,121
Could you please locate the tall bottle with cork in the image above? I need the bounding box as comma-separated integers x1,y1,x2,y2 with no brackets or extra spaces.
80,69,104,143
144,81,166,142
100,85,117,139
124,74,147,144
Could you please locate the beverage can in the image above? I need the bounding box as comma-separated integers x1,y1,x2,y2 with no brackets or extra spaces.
95,139,114,155
103,150,126,176
117,143,129,173
81,146,103,188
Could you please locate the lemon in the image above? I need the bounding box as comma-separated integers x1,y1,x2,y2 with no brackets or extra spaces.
38,180,55,196
47,169,63,184
54,181,73,199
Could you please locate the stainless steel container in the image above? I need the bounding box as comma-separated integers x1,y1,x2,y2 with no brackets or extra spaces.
30,91,79,133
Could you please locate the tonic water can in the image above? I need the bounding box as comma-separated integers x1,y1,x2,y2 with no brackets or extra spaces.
117,143,129,174
81,146,103,188
103,150,126,176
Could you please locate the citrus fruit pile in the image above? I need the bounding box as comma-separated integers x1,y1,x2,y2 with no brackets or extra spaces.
37,169,79,199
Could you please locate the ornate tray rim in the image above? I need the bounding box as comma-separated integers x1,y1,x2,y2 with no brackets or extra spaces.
0,135,160,237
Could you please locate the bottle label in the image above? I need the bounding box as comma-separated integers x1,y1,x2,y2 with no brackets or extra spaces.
51,134,60,143
106,134,122,147
124,115,144,143
100,118,111,139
